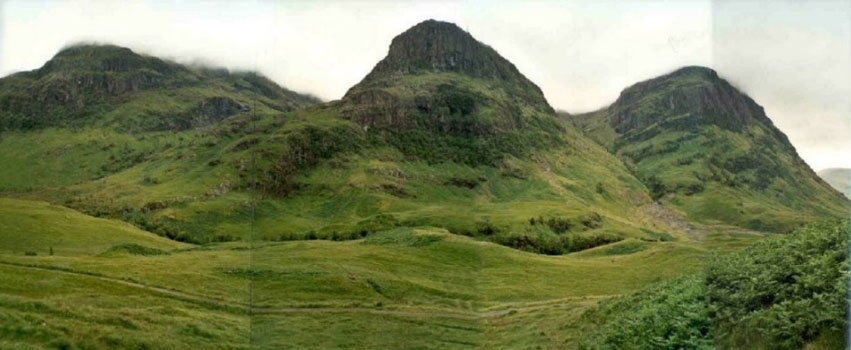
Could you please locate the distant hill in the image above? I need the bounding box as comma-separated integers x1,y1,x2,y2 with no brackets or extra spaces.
818,168,851,198
0,44,319,132
569,66,848,232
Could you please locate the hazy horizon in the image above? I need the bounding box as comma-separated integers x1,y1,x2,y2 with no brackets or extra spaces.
1,0,849,170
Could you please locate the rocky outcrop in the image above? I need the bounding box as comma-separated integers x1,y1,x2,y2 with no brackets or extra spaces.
37,71,163,105
147,96,248,131
351,20,543,95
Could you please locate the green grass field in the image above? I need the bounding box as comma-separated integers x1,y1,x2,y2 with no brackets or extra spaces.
0,198,761,349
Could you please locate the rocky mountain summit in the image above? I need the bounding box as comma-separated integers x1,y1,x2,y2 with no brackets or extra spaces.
339,20,561,165
349,19,547,103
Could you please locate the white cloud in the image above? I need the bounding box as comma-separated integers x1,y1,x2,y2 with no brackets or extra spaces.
1,0,849,169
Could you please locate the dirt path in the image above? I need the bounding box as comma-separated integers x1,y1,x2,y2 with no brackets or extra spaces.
0,260,614,320
0,260,248,311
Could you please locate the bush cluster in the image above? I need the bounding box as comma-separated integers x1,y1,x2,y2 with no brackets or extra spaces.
494,231,622,255
577,220,849,350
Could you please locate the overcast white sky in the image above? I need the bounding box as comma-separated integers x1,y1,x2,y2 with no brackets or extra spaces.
1,0,849,170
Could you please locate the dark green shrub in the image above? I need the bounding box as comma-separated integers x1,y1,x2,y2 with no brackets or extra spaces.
562,233,622,252
102,243,168,256
683,182,705,195
580,212,603,229
494,231,622,255
706,220,849,349
476,220,497,236
577,220,849,350
645,175,666,200
211,235,236,243
355,214,399,236
546,217,572,234
577,276,713,350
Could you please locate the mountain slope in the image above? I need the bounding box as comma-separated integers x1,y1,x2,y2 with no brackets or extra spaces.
0,197,188,256
0,44,319,132
0,21,677,252
818,168,851,198
569,66,848,232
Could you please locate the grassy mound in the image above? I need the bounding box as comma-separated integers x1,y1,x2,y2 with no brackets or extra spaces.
0,198,187,256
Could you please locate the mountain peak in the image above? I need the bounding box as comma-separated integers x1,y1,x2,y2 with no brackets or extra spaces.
667,65,718,79
53,44,137,59
356,19,534,86
343,19,552,121
610,66,781,138
39,43,180,76
337,20,559,165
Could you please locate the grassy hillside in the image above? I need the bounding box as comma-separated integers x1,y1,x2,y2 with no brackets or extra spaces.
0,198,187,256
569,67,849,232
0,44,318,132
0,206,759,349
0,101,673,250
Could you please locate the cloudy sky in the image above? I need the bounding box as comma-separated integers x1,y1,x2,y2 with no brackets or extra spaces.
1,0,849,170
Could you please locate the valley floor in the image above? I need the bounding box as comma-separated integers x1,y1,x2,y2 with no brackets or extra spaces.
0,198,763,349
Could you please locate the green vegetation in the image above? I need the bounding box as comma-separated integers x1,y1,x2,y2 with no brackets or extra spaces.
577,276,713,350
708,220,849,349
577,220,849,350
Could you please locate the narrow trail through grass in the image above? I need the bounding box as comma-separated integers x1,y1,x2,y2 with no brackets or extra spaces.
0,260,608,320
